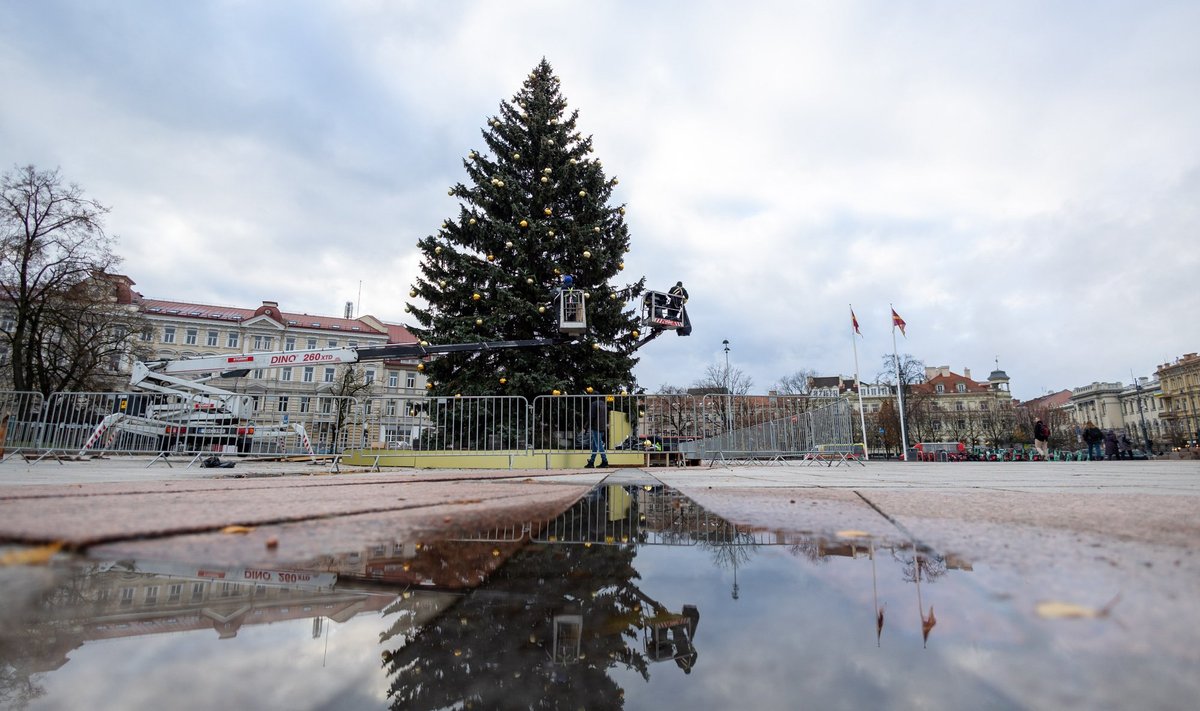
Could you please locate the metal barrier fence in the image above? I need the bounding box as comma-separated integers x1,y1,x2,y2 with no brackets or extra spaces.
1,389,854,464
363,395,530,455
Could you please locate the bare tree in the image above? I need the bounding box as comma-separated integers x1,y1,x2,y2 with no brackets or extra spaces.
877,353,926,446
1,165,141,396
693,362,753,395
774,368,817,396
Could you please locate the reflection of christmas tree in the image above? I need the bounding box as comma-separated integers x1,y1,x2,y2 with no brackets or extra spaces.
406,58,645,401
383,542,650,710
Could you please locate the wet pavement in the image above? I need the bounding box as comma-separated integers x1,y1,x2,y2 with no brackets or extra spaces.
1,457,1198,710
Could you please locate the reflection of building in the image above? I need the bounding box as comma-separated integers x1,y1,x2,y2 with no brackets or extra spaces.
1156,353,1200,446
10,561,395,674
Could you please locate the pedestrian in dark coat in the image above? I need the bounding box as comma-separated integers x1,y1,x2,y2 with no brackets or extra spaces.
1103,430,1119,460
1082,422,1103,460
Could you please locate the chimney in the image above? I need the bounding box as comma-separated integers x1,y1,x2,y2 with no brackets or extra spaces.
344,301,354,319
964,367,971,380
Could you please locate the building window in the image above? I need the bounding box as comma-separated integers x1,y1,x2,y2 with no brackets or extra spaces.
285,337,296,351
162,326,176,344
250,396,260,411
191,582,206,601
386,400,398,416
141,326,154,342
168,583,182,603
956,402,965,411
277,396,289,412
185,328,198,345
320,398,333,414
957,419,966,429
365,369,375,384
935,384,944,394
120,587,135,606
206,330,218,347
301,366,314,383
388,372,399,388
281,368,293,382
956,383,966,393
307,337,317,350
327,339,337,348
932,420,942,430
324,367,335,383
299,397,311,413
980,402,989,411
144,586,159,605
227,332,240,348
348,340,358,348
406,373,416,389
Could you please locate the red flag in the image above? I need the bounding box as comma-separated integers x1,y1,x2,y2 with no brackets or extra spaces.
891,308,907,336
851,308,861,336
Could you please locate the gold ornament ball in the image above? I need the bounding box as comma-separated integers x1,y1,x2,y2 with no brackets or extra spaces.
512,153,520,159
455,393,462,398
472,293,481,301
475,318,483,325
619,207,626,215
417,363,425,371
486,254,494,261
447,189,454,196
583,250,591,258
499,377,507,384
547,230,555,236
497,180,505,187
426,382,433,390
609,293,617,300
632,330,640,338
593,226,601,233
468,218,476,225
552,389,560,396
592,343,601,350
553,268,561,274
585,386,594,393
538,306,546,313
543,167,552,174
519,220,528,228
492,120,500,127
526,277,534,284
618,262,624,270
569,158,577,165
543,207,552,216
420,340,429,346
579,190,587,197
438,280,446,287
409,289,417,297
403,305,410,312
540,176,549,183
612,178,619,185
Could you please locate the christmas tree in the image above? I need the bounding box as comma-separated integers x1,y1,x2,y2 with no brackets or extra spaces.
407,59,646,401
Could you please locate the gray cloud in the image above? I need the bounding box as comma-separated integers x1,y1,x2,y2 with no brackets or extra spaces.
2,0,1196,400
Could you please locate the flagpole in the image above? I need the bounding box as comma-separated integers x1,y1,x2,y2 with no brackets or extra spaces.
891,306,909,462
850,305,870,461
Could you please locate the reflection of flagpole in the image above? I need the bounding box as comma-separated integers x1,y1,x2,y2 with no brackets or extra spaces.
891,305,909,461
871,541,883,646
850,305,870,461
914,543,936,647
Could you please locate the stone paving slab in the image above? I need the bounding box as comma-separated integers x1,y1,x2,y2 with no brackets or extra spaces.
0,477,590,549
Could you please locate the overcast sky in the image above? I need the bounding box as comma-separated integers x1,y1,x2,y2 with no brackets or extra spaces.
3,0,1197,400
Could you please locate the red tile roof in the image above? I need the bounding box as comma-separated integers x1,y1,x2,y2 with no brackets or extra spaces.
137,298,390,336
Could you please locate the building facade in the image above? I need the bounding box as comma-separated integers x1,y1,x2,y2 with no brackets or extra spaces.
1155,353,1200,446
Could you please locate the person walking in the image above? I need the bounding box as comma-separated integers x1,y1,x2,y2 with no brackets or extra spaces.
1033,418,1050,460
1082,422,1103,460
1118,432,1133,459
584,395,611,468
1103,429,1119,461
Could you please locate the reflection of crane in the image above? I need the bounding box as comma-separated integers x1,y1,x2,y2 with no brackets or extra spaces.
632,588,700,673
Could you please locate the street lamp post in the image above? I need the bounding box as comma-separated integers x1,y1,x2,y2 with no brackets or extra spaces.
1133,374,1151,453
722,340,732,433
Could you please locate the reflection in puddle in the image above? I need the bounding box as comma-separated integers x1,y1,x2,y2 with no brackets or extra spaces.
0,478,1187,710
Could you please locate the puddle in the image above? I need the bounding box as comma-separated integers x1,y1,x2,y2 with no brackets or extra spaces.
0,474,1195,710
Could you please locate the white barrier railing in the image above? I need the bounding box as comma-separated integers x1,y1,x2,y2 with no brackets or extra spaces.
0,389,855,465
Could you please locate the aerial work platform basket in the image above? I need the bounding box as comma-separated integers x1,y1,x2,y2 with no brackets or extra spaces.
641,290,688,332
558,289,588,335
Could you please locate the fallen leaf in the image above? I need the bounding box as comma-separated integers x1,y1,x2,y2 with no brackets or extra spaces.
1,541,64,566
221,525,256,535
1035,594,1120,619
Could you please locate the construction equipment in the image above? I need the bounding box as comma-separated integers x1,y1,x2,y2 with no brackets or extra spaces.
78,338,562,457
